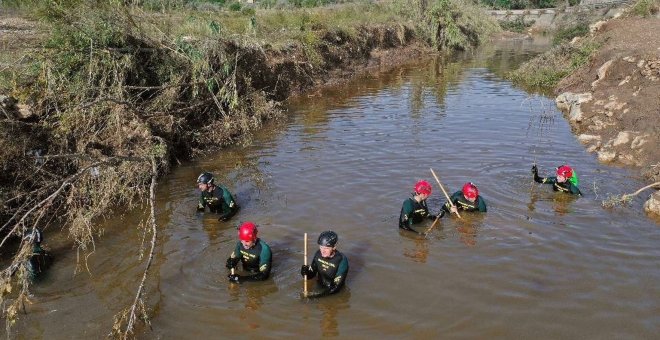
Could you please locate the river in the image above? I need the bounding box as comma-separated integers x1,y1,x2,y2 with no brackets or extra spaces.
14,36,660,339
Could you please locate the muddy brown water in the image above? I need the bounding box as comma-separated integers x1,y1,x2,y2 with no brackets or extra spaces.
14,37,660,339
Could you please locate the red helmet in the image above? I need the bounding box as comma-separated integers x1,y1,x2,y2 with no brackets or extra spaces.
238,222,258,242
556,165,573,178
414,180,432,196
462,182,479,200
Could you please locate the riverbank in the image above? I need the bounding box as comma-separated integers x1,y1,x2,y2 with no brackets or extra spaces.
507,0,660,214
0,0,500,332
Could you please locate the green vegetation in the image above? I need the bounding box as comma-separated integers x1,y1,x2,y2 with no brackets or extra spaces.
499,17,535,32
508,39,601,88
552,22,589,45
627,0,660,17
427,0,501,50
479,0,579,10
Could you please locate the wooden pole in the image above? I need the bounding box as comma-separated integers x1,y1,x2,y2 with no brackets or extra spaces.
430,168,462,219
423,214,442,237
303,233,308,297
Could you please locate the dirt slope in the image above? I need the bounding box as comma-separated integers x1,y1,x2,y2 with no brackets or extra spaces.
556,17,660,182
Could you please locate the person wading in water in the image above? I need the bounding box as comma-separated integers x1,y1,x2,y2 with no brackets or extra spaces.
532,164,582,196
442,182,487,215
226,222,272,283
300,231,349,298
399,180,438,233
196,172,239,221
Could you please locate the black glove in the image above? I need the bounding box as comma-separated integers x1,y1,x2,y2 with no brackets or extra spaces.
228,273,240,283
531,165,538,175
196,204,205,212
301,265,312,277
226,257,239,269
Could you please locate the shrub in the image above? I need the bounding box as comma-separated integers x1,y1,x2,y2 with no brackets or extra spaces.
628,0,660,17
552,23,589,45
229,2,242,11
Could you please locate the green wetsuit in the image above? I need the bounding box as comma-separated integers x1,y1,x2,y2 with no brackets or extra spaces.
534,172,582,195
229,239,272,281
197,185,239,220
306,249,349,297
442,191,487,213
399,197,435,232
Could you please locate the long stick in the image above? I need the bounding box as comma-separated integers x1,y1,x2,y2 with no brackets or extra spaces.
423,214,442,237
430,168,462,219
303,233,308,297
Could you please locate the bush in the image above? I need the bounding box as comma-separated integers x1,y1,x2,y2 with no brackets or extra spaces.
629,0,660,17
229,2,242,11
429,0,501,50
499,17,535,32
552,23,589,45
480,0,557,9
508,40,601,88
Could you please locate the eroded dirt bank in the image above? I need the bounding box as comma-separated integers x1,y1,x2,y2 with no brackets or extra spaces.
553,16,660,212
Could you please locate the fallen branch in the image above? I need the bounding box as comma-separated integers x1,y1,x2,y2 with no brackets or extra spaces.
622,182,660,200
0,161,104,248
122,156,159,339
602,182,660,208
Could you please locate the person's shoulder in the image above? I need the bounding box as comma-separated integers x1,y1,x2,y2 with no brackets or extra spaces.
259,239,271,249
337,251,349,265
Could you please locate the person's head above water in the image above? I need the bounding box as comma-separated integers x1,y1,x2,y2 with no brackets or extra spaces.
462,182,479,202
414,180,432,198
238,221,258,248
556,165,573,183
318,230,338,258
197,172,215,191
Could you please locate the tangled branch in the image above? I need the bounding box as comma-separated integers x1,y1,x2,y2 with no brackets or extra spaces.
122,157,159,338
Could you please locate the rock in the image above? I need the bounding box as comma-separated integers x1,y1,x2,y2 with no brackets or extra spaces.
644,191,660,216
597,150,617,162
587,143,601,153
570,36,581,45
618,76,631,86
17,104,34,119
591,60,614,88
556,92,593,123
623,56,636,63
637,60,645,68
590,20,607,33
612,131,632,146
578,134,601,143
631,134,649,149
604,100,626,111
618,153,637,165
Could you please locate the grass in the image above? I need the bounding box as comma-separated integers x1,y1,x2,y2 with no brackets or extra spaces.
499,16,534,33
552,22,589,45
508,39,601,89
627,0,660,17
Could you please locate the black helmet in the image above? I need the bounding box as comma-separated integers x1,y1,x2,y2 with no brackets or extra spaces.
26,228,43,245
317,231,338,247
197,172,215,185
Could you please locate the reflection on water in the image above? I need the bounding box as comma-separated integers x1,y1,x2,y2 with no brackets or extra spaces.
13,36,660,339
